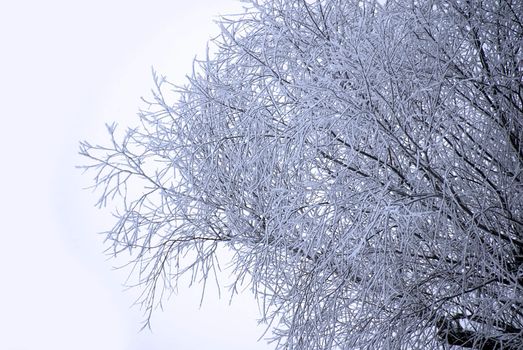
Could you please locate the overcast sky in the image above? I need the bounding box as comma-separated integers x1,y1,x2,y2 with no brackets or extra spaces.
0,1,272,349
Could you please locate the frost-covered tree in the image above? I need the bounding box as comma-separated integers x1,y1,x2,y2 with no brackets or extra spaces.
80,0,523,349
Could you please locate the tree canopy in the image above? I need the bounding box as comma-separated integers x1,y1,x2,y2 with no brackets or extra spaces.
81,0,523,349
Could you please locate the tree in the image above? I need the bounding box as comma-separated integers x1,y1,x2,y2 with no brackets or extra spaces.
80,0,523,348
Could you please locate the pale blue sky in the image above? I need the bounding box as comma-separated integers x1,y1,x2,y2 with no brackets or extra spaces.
0,1,272,349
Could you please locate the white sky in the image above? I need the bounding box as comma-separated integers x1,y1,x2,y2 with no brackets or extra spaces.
0,1,273,349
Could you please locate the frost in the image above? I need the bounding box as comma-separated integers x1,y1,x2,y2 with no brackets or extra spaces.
80,0,523,349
